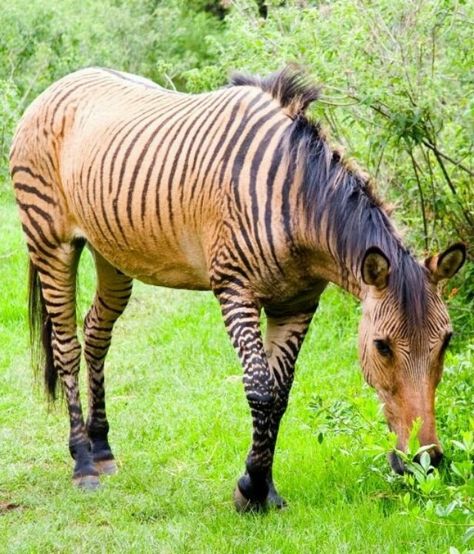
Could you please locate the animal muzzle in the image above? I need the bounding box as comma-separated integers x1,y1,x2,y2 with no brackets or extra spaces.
384,386,442,474
388,445,444,475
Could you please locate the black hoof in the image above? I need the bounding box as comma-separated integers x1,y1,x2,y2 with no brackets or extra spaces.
234,486,267,513
71,442,100,490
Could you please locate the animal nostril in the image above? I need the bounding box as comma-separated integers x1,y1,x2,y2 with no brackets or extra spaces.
389,448,443,475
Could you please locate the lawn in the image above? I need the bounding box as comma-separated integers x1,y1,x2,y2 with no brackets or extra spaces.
0,197,472,553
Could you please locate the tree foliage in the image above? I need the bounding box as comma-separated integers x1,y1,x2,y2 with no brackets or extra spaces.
0,0,223,189
187,0,474,332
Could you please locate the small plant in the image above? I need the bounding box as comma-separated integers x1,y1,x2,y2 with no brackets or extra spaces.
309,395,367,444
311,394,473,548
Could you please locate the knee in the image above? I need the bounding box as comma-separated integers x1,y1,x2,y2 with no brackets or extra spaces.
244,372,275,410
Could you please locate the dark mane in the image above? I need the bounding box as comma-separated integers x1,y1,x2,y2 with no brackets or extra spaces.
288,115,427,328
230,66,321,118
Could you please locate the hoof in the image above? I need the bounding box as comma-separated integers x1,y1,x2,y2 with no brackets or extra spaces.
94,459,117,475
234,486,267,513
73,474,100,491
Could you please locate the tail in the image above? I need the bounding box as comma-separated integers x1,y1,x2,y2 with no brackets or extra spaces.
28,261,57,401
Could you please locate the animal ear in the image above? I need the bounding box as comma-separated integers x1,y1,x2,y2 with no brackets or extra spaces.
425,243,466,283
361,246,390,290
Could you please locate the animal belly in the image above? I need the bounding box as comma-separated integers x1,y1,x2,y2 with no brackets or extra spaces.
81,225,211,290
136,262,212,290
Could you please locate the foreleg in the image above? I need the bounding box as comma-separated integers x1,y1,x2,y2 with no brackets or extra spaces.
215,290,275,511
263,304,317,507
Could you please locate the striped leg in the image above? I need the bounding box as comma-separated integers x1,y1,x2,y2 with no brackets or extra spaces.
35,243,100,489
263,304,317,508
216,293,276,511
84,249,133,475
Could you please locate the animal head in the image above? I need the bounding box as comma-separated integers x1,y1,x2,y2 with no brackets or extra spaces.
358,243,466,473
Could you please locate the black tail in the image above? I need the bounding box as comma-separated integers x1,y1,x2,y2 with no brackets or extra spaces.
28,261,57,401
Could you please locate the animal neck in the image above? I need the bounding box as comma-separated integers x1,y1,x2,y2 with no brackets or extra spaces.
311,252,365,299
296,240,365,299
286,118,404,300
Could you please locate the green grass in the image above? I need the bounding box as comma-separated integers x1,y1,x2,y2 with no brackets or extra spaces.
0,198,472,553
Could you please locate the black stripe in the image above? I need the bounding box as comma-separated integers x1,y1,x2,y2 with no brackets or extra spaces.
264,141,285,272
137,97,197,225
190,91,253,205
48,75,108,126
247,119,286,274
14,183,55,204
106,104,171,243
280,146,298,247
221,223,257,278
163,94,220,234
210,95,268,205
18,208,58,252
180,89,243,217
10,166,51,188
115,95,192,200
97,295,123,314
230,106,281,212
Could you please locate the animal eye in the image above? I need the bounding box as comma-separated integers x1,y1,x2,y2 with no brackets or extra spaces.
441,332,453,351
374,339,392,357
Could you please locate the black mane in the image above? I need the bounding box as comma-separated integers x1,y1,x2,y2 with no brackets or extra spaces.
287,114,427,328
230,67,428,328
230,66,321,118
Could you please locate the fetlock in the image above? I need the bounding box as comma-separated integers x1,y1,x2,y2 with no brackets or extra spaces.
87,421,114,461
237,472,269,503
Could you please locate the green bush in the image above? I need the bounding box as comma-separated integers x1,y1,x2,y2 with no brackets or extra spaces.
310,345,474,545
186,1,473,249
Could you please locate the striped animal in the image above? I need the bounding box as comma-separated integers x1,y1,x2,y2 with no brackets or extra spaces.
10,68,465,511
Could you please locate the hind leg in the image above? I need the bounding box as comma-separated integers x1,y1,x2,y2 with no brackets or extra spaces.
33,242,99,489
83,248,133,475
